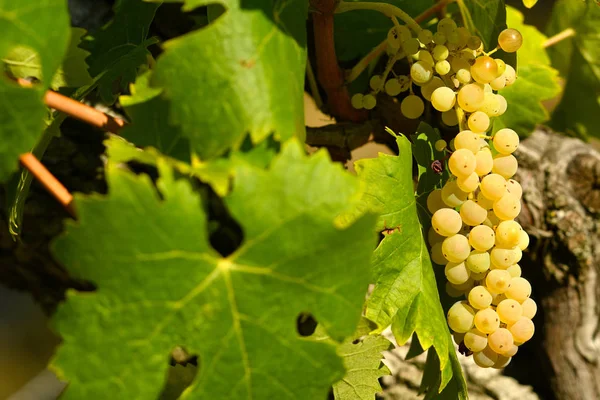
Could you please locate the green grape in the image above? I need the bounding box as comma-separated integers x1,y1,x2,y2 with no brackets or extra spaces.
474,308,500,334
506,179,523,199
446,281,465,298
497,299,523,324
421,77,444,101
449,138,456,151
427,188,445,213
411,61,433,84
441,180,468,207
480,174,507,201
457,172,479,193
456,68,472,84
457,83,485,112
493,128,519,155
495,59,507,76
450,57,470,73
468,286,493,309
431,242,447,265
435,60,451,75
449,148,477,178
442,234,471,263
363,94,377,110
496,94,508,115
431,87,456,112
438,17,457,35
370,75,383,91
454,278,475,293
456,27,471,47
502,344,518,357
486,269,512,293
468,111,491,133
385,79,403,96
490,75,506,90
466,251,491,274
471,270,488,281
483,83,493,93
521,298,537,319
431,46,448,63
464,328,488,352
508,317,535,342
518,230,529,251
490,247,520,268
493,355,512,369
434,139,447,152
442,110,458,126
488,328,514,354
469,225,496,251
445,261,471,285
428,226,445,245
447,301,476,333
503,64,517,86
447,30,461,45
351,93,364,109
493,193,521,220
403,38,421,55
498,28,523,53
432,208,463,236
495,220,522,248
417,50,434,66
454,130,480,154
433,31,446,45
492,154,518,179
480,92,501,117
483,210,501,229
387,27,402,49
400,95,425,119
467,35,482,50
471,56,499,84
418,29,433,45
477,192,494,211
475,148,494,176
460,200,487,226
473,346,498,368
491,292,506,306
506,277,531,302
507,263,521,278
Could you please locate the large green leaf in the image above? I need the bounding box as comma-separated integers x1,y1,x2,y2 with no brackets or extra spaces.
82,0,160,103
0,0,70,181
547,0,600,138
341,132,453,393
420,347,468,400
119,70,191,162
51,140,377,398
312,318,392,400
457,0,515,66
333,1,434,62
152,0,307,160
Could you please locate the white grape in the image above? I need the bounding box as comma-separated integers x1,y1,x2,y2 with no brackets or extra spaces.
469,225,495,251
521,298,537,319
460,200,487,226
449,149,477,177
385,79,403,96
442,234,471,263
488,328,514,354
505,277,532,303
492,154,518,179
421,77,444,101
498,28,523,53
432,208,462,236
400,95,425,119
441,180,468,207
496,299,523,324
431,87,456,112
480,174,507,201
468,286,493,309
464,328,488,352
493,128,519,155
447,301,476,333
411,61,433,84
351,93,364,109
445,261,471,285
457,83,485,112
486,269,512,293
363,94,377,110
493,193,521,220
454,130,480,154
418,29,433,45
435,60,451,75
474,308,500,334
473,346,498,368
508,317,535,342
468,111,490,133
442,110,458,126
370,75,383,91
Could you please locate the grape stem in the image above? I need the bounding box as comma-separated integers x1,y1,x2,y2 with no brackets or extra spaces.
335,1,422,34
415,0,451,24
378,49,406,93
543,28,575,48
306,59,324,109
345,40,388,83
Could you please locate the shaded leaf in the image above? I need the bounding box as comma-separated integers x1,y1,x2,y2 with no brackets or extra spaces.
153,0,308,159
341,132,454,392
82,0,160,102
0,0,70,181
547,0,600,138
421,347,468,400
51,140,377,398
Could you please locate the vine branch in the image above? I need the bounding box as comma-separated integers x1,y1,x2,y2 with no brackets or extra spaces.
335,1,422,33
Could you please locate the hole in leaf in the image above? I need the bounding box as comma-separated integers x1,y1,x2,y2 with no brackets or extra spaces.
199,184,244,257
352,338,361,344
296,312,318,337
158,347,199,400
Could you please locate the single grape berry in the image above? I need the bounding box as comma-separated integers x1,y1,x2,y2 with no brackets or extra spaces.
498,28,523,53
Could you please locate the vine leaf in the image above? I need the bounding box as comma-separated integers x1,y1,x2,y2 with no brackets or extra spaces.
120,70,191,162
152,0,308,160
546,0,600,139
0,0,70,182
50,139,377,399
420,347,468,400
340,132,454,393
312,318,392,400
333,0,434,62
82,0,160,103
457,0,516,66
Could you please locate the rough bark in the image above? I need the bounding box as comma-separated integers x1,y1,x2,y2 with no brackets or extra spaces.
507,128,600,400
